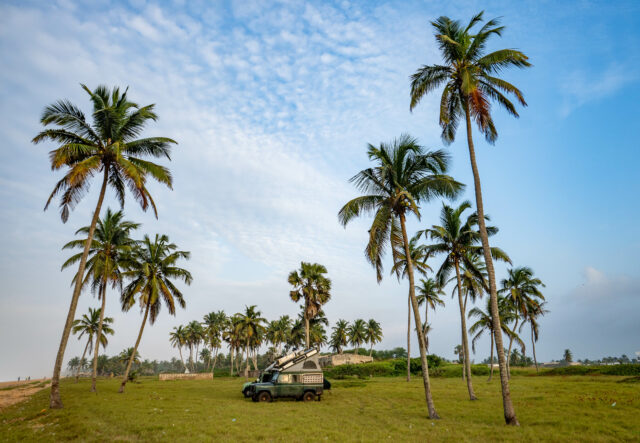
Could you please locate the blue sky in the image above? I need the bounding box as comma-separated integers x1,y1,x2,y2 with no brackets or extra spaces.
0,0,639,381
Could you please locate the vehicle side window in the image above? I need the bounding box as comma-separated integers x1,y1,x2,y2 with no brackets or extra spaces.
279,374,291,384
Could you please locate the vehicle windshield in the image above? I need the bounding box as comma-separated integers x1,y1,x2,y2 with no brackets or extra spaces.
259,372,271,382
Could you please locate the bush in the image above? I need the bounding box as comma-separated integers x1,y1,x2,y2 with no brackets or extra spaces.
541,364,640,377
324,355,446,379
430,364,489,378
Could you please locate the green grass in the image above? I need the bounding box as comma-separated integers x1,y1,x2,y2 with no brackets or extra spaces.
1,375,638,441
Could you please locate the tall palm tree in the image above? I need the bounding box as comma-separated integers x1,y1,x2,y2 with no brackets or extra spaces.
410,12,531,425
416,277,445,347
234,305,266,379
71,307,114,382
169,325,188,371
348,319,367,355
186,320,205,372
266,315,292,355
330,319,350,354
62,208,139,392
365,319,383,357
418,201,509,400
223,320,241,376
118,347,141,366
338,135,462,419
203,311,228,372
499,266,545,377
309,322,327,350
288,262,332,349
119,234,191,393
468,296,520,381
526,301,548,372
287,319,306,351
391,236,431,382
33,85,177,408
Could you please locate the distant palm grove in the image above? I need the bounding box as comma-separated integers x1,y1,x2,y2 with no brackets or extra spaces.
37,11,551,427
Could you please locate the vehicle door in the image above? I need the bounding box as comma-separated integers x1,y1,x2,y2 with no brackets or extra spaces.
276,373,295,397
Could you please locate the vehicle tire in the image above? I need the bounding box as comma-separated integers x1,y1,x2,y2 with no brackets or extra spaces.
243,389,251,398
257,391,272,403
302,391,316,402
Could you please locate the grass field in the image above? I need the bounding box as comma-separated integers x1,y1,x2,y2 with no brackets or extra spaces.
1,374,639,441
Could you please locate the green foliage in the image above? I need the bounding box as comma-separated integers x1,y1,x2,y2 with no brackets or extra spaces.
324,356,445,379
542,364,640,377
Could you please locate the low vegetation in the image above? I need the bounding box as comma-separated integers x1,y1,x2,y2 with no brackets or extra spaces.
1,375,638,441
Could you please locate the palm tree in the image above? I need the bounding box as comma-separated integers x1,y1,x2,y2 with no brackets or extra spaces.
62,208,139,392
67,357,82,374
527,301,548,372
468,296,520,381
410,12,531,424
169,325,188,371
288,262,332,349
186,320,205,372
365,319,383,357
223,321,241,376
266,315,292,355
71,307,114,382
348,320,367,355
563,349,573,363
418,201,509,400
234,305,266,379
330,319,350,354
416,278,445,349
338,135,461,419
119,234,191,393
309,322,327,349
391,236,431,382
119,347,141,366
499,267,545,377
288,319,306,351
203,311,227,372
33,85,177,408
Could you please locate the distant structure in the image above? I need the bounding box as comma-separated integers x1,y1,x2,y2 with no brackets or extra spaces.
319,354,373,367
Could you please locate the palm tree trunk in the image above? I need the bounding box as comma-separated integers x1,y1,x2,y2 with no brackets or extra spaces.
304,313,310,349
531,323,539,373
229,347,234,376
369,343,373,357
488,329,495,382
244,347,249,380
406,293,411,382
506,317,519,380
76,338,91,383
119,302,149,393
455,261,477,400
178,347,185,372
212,347,219,373
400,213,439,419
424,303,429,352
90,278,108,392
50,166,109,409
464,105,518,425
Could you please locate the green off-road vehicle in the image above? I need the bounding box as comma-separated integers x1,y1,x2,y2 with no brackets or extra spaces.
242,348,330,402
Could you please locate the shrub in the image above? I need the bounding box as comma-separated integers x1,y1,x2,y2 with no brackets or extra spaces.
541,364,640,377
324,355,446,379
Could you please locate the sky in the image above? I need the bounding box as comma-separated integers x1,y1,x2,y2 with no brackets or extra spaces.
0,0,639,381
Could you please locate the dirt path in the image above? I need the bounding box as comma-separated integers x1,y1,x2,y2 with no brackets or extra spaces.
0,379,50,411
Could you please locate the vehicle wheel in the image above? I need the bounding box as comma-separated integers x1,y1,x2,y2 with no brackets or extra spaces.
302,391,316,402
257,391,272,403
243,389,251,398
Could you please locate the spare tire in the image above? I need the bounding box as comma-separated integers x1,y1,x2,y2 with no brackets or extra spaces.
323,378,332,390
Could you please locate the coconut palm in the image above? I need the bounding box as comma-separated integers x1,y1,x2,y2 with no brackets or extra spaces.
288,262,332,349
330,320,350,354
266,315,292,356
119,347,141,366
119,234,191,393
416,278,445,348
223,321,241,376
348,319,367,355
33,85,177,408
563,349,572,363
309,322,327,349
71,307,114,382
338,135,462,419
499,266,545,377
186,320,205,372
234,305,266,379
410,11,531,424
365,319,383,357
468,296,520,381
169,325,188,371
62,208,139,392
203,311,228,372
417,201,509,400
287,319,306,351
526,301,548,372
391,236,431,382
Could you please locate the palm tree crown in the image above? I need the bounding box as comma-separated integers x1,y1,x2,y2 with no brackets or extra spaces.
410,12,531,144
33,84,177,222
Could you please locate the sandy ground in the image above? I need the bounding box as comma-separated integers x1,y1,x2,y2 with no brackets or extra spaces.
0,379,50,411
